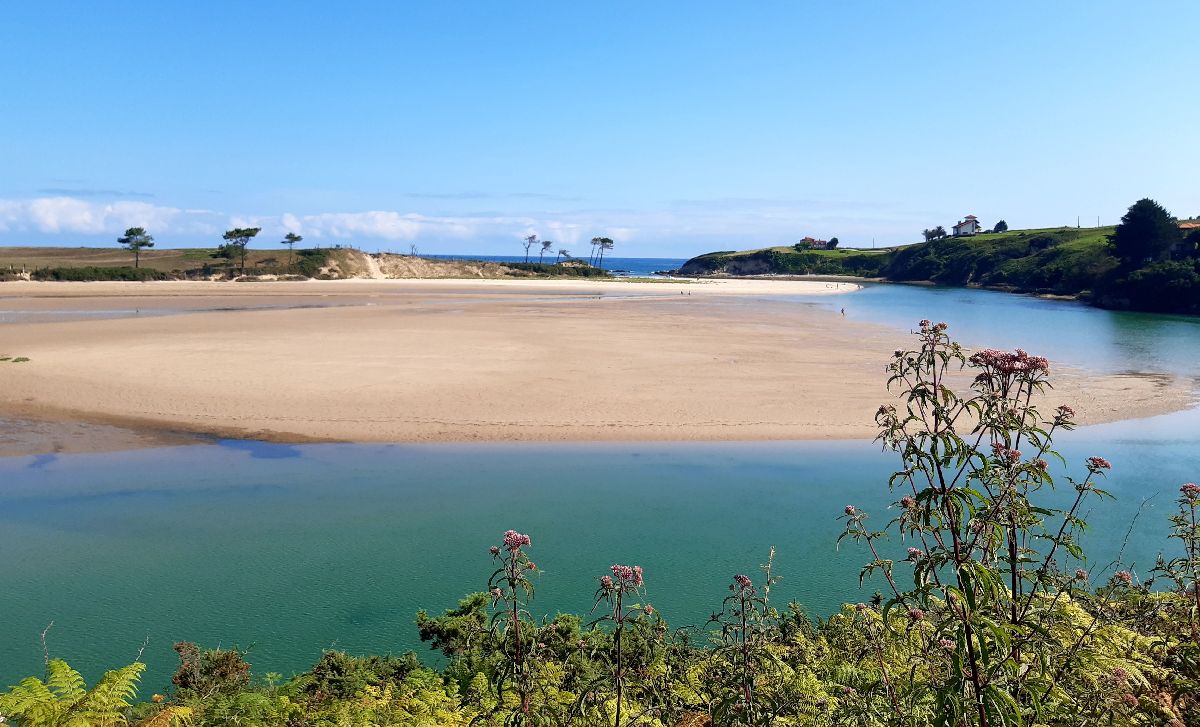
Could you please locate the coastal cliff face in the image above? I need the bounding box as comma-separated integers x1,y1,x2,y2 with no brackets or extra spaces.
678,251,781,276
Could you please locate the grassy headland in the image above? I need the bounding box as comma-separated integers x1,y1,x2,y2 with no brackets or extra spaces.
0,246,609,282
680,225,1200,314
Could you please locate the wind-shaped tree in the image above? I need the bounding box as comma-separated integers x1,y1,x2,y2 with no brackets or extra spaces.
281,232,302,271
539,239,553,263
597,238,614,269
522,234,538,263
589,237,614,269
117,227,154,268
222,227,261,275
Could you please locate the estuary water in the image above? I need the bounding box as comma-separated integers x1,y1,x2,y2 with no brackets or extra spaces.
789,281,1200,378
2,282,1199,690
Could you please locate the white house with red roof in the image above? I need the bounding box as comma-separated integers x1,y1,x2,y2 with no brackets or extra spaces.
952,215,982,236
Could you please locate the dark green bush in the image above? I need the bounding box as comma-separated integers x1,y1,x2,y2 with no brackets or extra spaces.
292,651,422,701
30,266,173,281
503,261,608,277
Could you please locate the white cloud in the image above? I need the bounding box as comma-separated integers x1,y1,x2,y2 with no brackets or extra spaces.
296,211,431,240
0,197,173,234
0,194,926,250
534,221,585,245
0,197,221,236
280,213,303,235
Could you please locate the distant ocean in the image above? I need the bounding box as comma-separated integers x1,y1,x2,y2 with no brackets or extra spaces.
424,254,688,277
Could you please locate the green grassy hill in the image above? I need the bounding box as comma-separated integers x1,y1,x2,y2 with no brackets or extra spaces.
881,226,1118,292
0,245,337,279
680,225,1200,314
680,226,1118,296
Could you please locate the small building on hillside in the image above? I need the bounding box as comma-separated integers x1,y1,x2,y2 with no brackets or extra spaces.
952,215,982,237
797,236,831,250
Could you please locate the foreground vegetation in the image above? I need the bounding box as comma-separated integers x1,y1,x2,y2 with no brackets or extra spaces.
680,200,1200,314
3,323,1197,726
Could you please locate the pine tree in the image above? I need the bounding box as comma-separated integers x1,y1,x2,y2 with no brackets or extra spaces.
1110,198,1180,264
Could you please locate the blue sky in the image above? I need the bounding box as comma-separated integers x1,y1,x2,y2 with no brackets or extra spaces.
1,2,1197,257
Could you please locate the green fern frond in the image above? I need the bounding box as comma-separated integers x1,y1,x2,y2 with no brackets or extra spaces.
45,660,86,702
79,662,144,726
0,660,144,727
0,675,63,725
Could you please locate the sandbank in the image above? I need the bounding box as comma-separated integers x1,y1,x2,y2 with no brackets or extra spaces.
0,278,1193,456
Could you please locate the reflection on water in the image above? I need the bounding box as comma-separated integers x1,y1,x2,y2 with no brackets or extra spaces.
2,408,1198,688
217,439,304,459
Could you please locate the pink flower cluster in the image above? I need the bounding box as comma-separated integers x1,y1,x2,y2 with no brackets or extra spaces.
906,547,924,561
899,495,915,509
1181,482,1200,498
938,638,955,651
1054,404,1076,424
503,530,531,551
918,320,948,333
991,442,1022,465
732,574,753,591
1087,456,1112,471
610,564,644,587
1114,570,1133,585
968,347,1050,375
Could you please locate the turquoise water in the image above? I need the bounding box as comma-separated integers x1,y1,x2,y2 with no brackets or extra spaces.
2,283,1199,691
789,283,1200,378
2,411,1198,690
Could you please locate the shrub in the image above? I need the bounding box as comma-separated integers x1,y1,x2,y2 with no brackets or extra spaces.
502,261,609,277
295,249,333,278
30,266,173,281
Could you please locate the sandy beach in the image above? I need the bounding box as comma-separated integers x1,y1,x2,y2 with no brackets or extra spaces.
0,278,1193,456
